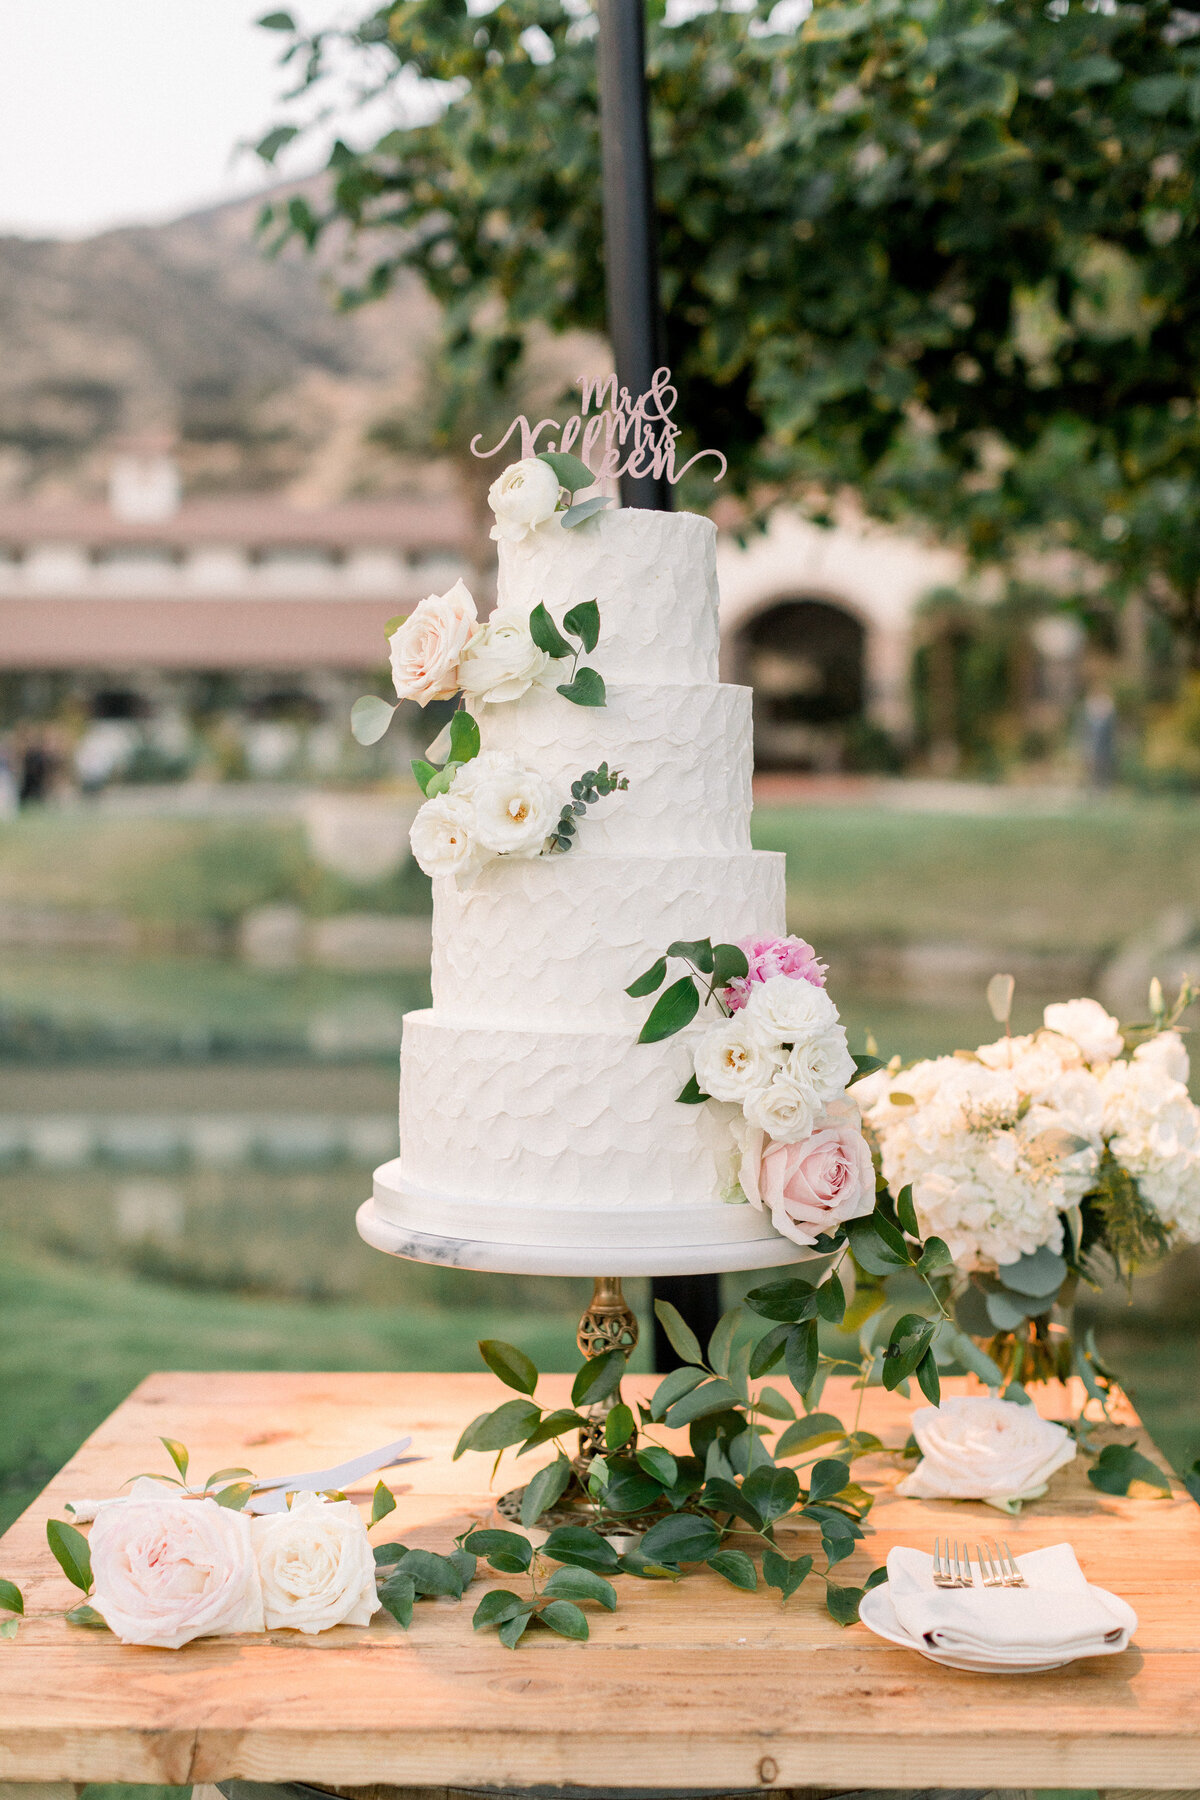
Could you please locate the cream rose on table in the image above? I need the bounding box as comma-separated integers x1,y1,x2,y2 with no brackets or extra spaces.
252,1493,380,1634
898,1395,1076,1507
389,578,478,706
488,457,562,543
89,1489,264,1649
457,606,553,705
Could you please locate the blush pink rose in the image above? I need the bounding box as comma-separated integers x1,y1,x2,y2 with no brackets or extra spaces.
739,1105,876,1247
724,934,827,1013
389,578,478,705
89,1489,264,1649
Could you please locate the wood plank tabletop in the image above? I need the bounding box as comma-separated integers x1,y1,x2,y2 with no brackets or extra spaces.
0,1370,1196,1792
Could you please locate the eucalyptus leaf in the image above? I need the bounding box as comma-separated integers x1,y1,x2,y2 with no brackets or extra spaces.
563,598,601,650
537,449,595,493
517,1408,590,1451
561,496,612,528
520,1456,572,1526
350,694,397,746
463,1529,534,1573
985,1288,1035,1332
539,1598,590,1640
815,1271,846,1324
571,1345,627,1408
917,1235,954,1275
825,1581,865,1626
744,1278,818,1323
666,937,715,973
895,1185,919,1238
654,1299,705,1368
46,1520,92,1594
754,1386,796,1421
784,1319,819,1397
0,1618,17,1640
371,1481,397,1525
160,1437,190,1481
846,1213,912,1274
378,1571,415,1628
528,601,572,658
557,666,606,707
637,974,700,1043
636,1445,677,1485
708,1548,757,1591
498,1608,535,1649
806,1458,852,1504
472,1587,529,1629
542,1566,617,1611
395,1547,464,1598
448,707,481,764
742,1464,800,1521
663,1377,741,1428
748,1322,790,1377
478,1338,539,1396
882,1314,936,1389
915,1348,941,1406
997,1245,1068,1298
424,759,461,798
626,956,667,998
541,1525,620,1572
850,1053,885,1080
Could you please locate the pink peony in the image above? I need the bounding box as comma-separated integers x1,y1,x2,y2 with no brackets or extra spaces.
739,1103,876,1247
724,934,827,1013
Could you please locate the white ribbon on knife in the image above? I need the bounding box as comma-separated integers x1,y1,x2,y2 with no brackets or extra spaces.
67,1434,423,1521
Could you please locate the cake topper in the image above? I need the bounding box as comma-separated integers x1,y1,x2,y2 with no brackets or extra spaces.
470,367,728,489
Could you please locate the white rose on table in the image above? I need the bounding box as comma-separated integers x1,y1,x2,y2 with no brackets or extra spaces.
470,756,556,858
898,1395,1076,1505
694,1014,781,1103
458,606,553,705
409,792,480,880
252,1492,380,1634
743,973,839,1044
1042,998,1123,1067
89,1490,264,1649
488,457,562,543
1133,1030,1191,1087
389,579,478,706
744,1069,819,1144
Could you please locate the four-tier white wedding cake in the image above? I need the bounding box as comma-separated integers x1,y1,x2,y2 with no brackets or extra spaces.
361,452,871,1268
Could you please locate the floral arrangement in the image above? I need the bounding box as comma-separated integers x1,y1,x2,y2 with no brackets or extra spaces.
856,976,1199,1383
627,932,878,1248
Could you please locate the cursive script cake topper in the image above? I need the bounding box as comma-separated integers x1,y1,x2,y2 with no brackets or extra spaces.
470,367,728,488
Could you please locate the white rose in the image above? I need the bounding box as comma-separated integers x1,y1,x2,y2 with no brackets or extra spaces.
694,1015,781,1103
409,792,479,880
388,578,478,706
1134,1030,1191,1087
783,1022,857,1105
744,1069,819,1144
458,606,553,705
743,973,839,1044
252,1492,380,1634
471,757,556,858
898,1395,1076,1503
488,457,562,543
1043,998,1123,1066
89,1492,264,1649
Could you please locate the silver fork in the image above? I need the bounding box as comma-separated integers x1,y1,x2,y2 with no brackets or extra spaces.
932,1537,974,1587
976,1538,1027,1587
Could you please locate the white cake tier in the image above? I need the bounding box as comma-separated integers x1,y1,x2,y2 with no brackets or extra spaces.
477,680,752,856
431,849,785,1029
399,1011,747,1212
495,508,718,687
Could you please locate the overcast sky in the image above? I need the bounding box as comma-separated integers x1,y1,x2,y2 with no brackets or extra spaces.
0,2,405,240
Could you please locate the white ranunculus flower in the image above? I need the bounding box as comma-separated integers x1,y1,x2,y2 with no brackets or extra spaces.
409,792,480,880
783,1022,857,1105
470,757,556,858
744,1069,819,1144
694,1015,781,1103
252,1492,380,1634
457,606,553,705
898,1395,1077,1504
488,457,562,543
1043,998,1123,1066
1134,1030,1191,1087
743,973,839,1044
89,1490,264,1649
388,579,478,706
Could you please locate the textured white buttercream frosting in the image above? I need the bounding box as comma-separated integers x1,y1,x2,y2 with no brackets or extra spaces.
393,505,790,1230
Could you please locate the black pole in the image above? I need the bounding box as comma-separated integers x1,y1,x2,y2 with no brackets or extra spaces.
595,0,721,1367
596,0,671,512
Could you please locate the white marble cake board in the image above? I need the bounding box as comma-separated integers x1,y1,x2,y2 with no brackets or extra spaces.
358,1158,820,1277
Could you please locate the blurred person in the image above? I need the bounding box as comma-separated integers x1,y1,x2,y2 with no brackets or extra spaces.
0,745,17,818
18,738,55,806
1082,686,1118,789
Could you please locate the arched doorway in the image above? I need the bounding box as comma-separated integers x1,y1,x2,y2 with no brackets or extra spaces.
734,597,867,769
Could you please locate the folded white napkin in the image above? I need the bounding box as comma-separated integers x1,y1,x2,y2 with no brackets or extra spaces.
886,1543,1137,1661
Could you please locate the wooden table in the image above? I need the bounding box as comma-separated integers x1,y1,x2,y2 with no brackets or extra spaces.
0,1371,1197,1794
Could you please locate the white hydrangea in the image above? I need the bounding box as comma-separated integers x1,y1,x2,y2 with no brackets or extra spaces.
1042,998,1124,1066
1100,1058,1200,1241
